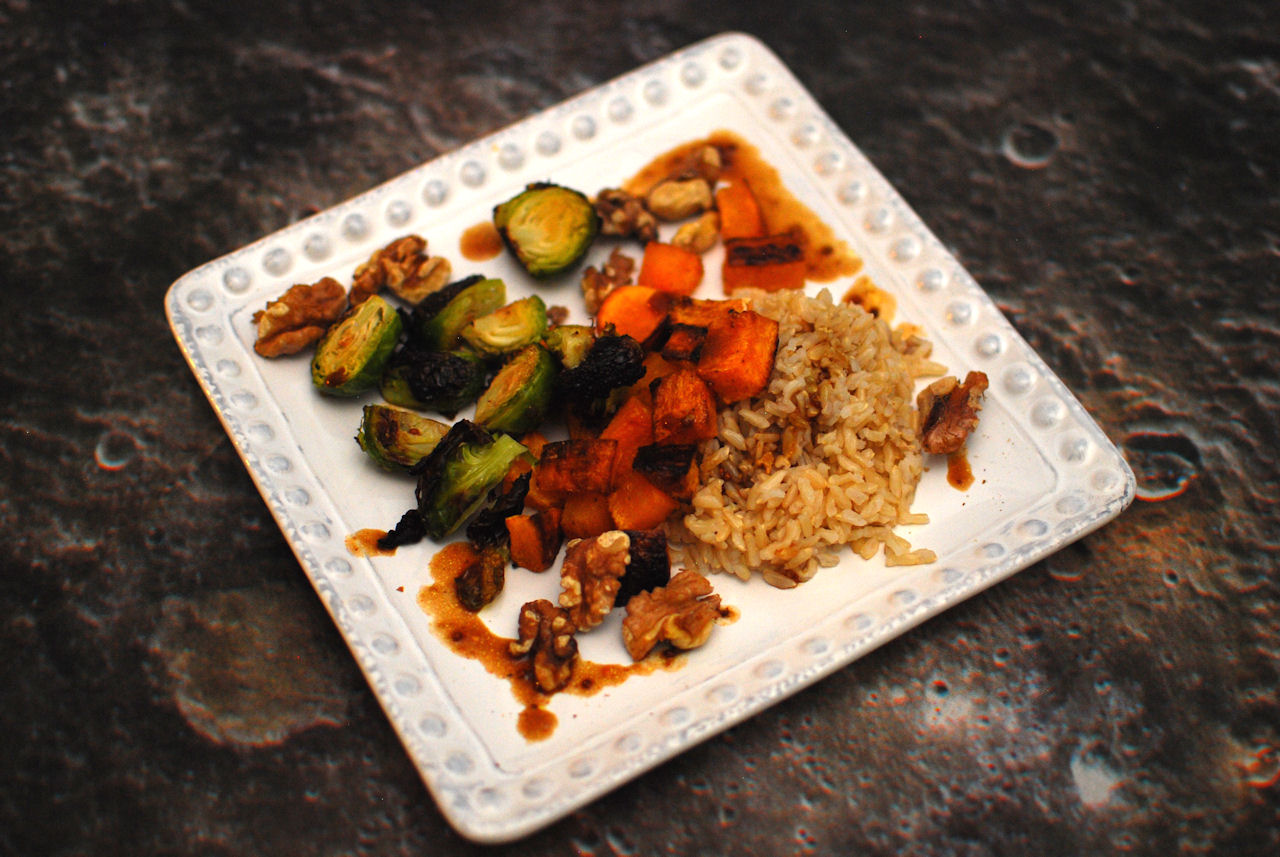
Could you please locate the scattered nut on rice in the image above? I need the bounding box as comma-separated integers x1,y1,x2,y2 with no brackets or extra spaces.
670,288,941,587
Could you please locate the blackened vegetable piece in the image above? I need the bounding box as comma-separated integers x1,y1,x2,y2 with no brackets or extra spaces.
557,331,646,403
377,507,428,551
615,529,671,606
462,295,548,356
411,274,484,326
415,419,533,539
493,182,600,278
455,545,507,612
466,471,531,549
474,344,557,435
415,277,506,351
311,294,403,397
356,403,451,472
380,348,486,416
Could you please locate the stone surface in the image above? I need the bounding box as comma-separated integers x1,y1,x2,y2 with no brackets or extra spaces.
2,0,1278,854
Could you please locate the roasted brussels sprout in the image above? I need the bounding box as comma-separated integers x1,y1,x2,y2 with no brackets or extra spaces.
493,183,599,278
356,403,451,472
415,277,506,351
380,347,486,416
474,344,557,435
542,324,595,369
557,330,646,403
461,295,548,356
466,470,531,549
415,420,533,540
311,294,403,397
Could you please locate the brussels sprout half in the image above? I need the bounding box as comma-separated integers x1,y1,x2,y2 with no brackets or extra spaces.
543,323,595,369
415,277,506,352
474,343,557,435
415,420,533,540
357,404,451,472
311,295,403,397
493,183,599,278
461,294,548,356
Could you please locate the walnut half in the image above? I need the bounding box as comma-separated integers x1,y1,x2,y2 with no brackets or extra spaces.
621,570,722,661
251,277,348,357
558,531,631,631
351,234,451,306
917,371,989,454
509,600,579,693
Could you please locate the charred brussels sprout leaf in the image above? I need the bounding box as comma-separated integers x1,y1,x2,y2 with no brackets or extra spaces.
380,348,486,416
543,324,595,369
356,403,451,472
558,331,646,403
466,470,531,549
415,277,506,351
462,295,548,356
493,183,599,278
415,420,532,540
311,295,403,396
474,344,557,435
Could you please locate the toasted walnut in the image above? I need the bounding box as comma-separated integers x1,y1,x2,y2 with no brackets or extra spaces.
252,277,348,357
622,570,722,661
918,371,990,454
580,247,636,315
594,188,658,243
558,531,631,630
671,210,721,254
646,178,713,222
509,599,579,693
351,235,451,306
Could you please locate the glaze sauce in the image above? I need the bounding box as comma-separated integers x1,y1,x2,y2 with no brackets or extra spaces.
947,449,975,491
623,130,861,283
416,542,673,741
345,528,396,557
459,220,503,261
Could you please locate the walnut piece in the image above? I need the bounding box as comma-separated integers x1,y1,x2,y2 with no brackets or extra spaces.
558,531,630,631
621,569,722,661
351,234,451,306
454,546,505,612
917,371,990,454
594,188,658,243
251,277,348,357
668,145,723,184
580,247,636,315
509,599,579,693
646,178,713,222
671,210,720,254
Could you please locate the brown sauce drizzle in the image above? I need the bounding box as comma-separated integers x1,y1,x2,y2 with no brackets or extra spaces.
459,220,503,261
623,130,861,283
416,542,676,741
345,528,396,557
947,449,975,490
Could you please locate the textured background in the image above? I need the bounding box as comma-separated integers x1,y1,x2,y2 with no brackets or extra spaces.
3,0,1278,854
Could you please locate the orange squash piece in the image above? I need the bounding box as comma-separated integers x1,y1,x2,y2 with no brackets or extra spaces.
652,365,718,445
560,491,614,540
715,181,764,240
531,438,618,502
599,394,655,487
697,308,780,403
506,509,563,573
608,470,679,531
637,241,704,296
721,234,806,293
594,285,672,342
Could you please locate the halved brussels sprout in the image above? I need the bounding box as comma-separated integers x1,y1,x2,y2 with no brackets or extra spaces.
474,343,556,434
380,348,486,415
461,295,548,356
357,403,451,472
542,324,595,369
493,183,599,278
311,294,403,397
415,277,506,351
415,420,533,540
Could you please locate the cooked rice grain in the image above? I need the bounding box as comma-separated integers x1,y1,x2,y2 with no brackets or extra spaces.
670,288,938,587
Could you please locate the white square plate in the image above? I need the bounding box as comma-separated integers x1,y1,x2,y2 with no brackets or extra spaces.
166,33,1134,842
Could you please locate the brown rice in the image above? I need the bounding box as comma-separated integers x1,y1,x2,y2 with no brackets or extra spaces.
669,288,943,588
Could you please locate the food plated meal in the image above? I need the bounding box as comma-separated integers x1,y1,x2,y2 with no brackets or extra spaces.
166,34,1134,842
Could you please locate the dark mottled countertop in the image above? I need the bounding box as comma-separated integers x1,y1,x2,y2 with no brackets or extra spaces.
3,1,1278,854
